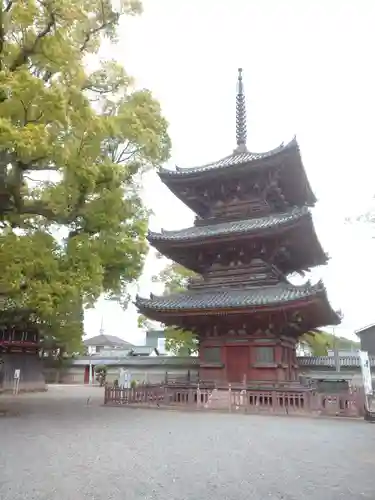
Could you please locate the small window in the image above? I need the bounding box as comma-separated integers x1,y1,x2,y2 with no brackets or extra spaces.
256,346,275,363
204,347,221,363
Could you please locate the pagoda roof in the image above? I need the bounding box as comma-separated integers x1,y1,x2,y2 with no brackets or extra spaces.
149,206,310,244
136,280,339,321
159,137,299,180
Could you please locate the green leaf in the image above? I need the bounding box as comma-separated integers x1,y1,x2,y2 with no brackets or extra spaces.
0,0,171,350
150,263,198,355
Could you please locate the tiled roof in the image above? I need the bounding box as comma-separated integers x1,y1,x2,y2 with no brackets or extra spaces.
148,207,309,243
159,137,297,179
354,323,375,335
136,280,330,313
83,334,134,347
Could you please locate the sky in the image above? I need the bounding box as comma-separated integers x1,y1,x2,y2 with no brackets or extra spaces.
85,0,375,343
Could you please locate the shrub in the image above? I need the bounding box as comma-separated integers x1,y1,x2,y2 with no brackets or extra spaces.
94,365,108,374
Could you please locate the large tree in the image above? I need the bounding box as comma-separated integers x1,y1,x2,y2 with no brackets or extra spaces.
302,330,359,356
0,1,170,351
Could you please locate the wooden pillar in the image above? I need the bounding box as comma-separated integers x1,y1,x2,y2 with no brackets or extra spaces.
275,344,282,364
222,342,228,383
291,345,298,381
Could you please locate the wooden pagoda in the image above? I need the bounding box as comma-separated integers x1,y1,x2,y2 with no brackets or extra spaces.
136,69,340,385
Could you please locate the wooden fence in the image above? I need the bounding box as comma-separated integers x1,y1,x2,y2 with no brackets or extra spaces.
104,384,366,418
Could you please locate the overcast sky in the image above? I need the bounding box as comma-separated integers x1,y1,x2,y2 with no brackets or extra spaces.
85,0,375,343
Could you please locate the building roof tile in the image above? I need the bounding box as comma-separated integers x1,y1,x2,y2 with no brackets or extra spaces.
83,334,134,348
148,206,309,243
159,137,297,179
136,280,331,313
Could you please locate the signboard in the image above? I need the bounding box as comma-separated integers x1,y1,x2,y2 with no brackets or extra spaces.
13,369,21,395
359,350,373,395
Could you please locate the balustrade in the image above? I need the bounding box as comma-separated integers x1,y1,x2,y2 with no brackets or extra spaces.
104,384,365,418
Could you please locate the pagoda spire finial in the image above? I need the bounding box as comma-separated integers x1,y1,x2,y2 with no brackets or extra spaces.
234,67,248,154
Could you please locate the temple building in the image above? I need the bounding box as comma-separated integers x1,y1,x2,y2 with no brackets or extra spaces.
136,68,340,385
0,298,44,392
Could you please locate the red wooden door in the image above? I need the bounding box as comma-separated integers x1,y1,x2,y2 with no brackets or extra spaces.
84,365,90,384
226,346,249,383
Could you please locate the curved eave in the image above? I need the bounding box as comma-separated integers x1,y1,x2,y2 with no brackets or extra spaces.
159,137,298,179
135,281,339,324
147,208,328,271
159,138,316,214
149,207,308,245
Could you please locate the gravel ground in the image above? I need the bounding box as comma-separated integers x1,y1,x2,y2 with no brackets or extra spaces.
0,385,374,500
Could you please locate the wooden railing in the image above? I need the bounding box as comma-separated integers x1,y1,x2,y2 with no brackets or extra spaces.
104,384,366,418
104,385,165,405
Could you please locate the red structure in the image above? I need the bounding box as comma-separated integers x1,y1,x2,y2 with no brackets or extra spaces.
0,308,39,355
136,69,340,385
0,301,42,391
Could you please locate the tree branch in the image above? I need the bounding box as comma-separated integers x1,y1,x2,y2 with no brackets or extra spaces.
0,1,14,66
10,15,55,71
19,201,58,220
4,1,13,13
19,99,45,125
0,9,4,71
79,12,117,54
17,157,58,172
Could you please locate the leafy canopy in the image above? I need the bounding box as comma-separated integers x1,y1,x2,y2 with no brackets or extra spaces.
138,262,198,355
302,330,359,356
0,0,171,351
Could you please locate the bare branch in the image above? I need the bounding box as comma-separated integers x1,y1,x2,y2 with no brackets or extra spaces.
117,146,141,164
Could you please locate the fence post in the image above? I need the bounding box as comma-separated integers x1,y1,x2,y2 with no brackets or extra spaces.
163,385,168,406
355,388,365,417
188,388,193,406
272,390,277,413
305,391,311,414
228,384,232,413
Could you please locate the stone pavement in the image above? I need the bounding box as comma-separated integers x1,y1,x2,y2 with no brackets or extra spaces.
0,385,374,500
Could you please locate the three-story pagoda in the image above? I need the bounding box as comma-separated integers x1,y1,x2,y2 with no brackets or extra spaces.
136,69,340,384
